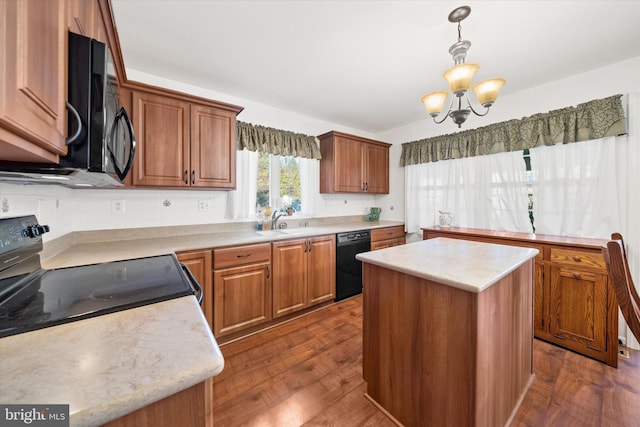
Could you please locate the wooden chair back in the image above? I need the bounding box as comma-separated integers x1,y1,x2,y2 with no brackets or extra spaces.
611,232,640,307
602,238,640,343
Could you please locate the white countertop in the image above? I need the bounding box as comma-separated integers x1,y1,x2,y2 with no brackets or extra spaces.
356,237,539,293
0,296,222,427
42,221,405,269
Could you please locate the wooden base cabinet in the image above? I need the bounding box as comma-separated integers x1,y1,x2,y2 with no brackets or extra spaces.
176,250,213,331
213,243,272,337
423,227,618,367
370,226,406,250
101,381,206,427
272,235,336,318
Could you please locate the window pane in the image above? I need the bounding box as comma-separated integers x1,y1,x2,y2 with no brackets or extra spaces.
280,156,301,213
256,152,270,208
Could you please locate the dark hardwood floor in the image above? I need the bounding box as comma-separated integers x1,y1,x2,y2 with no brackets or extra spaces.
210,295,640,426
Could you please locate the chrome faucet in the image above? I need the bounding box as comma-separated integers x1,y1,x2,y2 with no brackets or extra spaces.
271,211,284,229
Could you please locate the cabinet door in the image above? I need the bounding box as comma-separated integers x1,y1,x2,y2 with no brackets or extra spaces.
1,0,67,163
131,91,190,186
213,261,271,337
334,136,365,192
190,105,236,189
177,250,213,331
363,143,389,194
308,235,336,306
272,239,308,318
66,0,97,38
549,266,608,353
533,263,545,335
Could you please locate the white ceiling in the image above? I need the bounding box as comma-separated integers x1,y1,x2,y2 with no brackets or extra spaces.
111,1,640,134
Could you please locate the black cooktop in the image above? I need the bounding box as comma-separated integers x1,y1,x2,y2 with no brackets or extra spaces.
0,254,195,338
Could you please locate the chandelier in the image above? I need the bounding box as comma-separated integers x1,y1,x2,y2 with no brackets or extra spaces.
421,6,505,128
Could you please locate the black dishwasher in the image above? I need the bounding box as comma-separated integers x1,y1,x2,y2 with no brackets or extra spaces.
335,230,370,301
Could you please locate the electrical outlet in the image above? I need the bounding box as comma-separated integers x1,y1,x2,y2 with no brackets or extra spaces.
199,200,211,211
112,199,125,214
619,336,627,346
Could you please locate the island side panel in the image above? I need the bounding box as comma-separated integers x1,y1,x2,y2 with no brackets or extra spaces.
362,263,478,427
475,260,534,427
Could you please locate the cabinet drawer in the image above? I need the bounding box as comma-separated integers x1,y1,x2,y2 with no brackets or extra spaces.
371,226,405,242
550,248,606,271
214,243,271,269
371,237,405,251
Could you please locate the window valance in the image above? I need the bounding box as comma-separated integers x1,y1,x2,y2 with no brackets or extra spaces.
237,121,322,160
400,94,626,166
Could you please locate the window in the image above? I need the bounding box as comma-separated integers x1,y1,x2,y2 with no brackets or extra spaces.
256,152,302,214
523,149,535,232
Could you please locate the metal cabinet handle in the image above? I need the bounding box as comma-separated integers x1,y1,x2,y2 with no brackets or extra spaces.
266,265,270,279
184,170,189,184
365,182,368,191
192,170,196,185
308,240,312,252
236,253,252,258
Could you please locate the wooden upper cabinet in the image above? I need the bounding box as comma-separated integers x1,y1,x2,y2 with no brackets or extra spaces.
190,105,236,189
319,131,391,194
131,91,191,187
66,0,97,38
128,84,242,189
0,0,67,163
364,142,390,193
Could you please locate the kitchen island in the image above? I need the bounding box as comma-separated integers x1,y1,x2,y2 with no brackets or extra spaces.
356,238,538,427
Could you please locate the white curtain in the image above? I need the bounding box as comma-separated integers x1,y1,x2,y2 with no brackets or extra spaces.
404,150,530,234
299,158,319,217
614,93,640,349
529,137,620,238
225,149,258,220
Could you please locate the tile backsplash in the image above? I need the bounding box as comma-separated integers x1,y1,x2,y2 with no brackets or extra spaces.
0,182,382,242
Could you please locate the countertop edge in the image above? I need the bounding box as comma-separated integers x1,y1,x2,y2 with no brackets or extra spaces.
0,297,224,427
357,239,539,293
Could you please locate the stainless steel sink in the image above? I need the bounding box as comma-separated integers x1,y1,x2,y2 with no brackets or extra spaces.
256,228,307,237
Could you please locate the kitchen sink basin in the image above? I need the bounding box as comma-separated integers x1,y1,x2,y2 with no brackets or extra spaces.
256,230,287,237
256,228,308,237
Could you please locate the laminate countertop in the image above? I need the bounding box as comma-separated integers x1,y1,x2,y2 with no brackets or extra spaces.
356,237,539,293
0,296,222,427
42,220,405,269
1,219,404,426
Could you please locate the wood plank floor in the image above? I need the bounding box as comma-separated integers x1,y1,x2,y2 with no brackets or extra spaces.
210,295,640,426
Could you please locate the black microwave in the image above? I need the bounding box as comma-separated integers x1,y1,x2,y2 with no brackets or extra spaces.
64,31,135,184
0,32,135,187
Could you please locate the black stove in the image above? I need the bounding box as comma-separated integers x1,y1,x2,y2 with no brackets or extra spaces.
0,216,202,338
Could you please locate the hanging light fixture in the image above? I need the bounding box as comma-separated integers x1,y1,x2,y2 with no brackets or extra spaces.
421,6,505,128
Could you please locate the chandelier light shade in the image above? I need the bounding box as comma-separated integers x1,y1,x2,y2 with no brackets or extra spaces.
422,6,505,127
